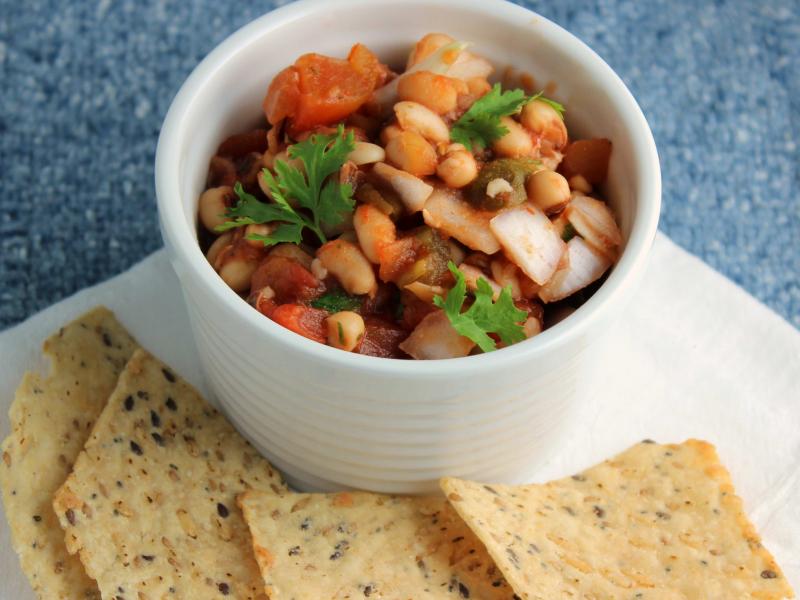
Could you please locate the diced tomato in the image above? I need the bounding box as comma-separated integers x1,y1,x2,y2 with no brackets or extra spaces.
270,304,328,344
559,138,612,185
358,317,408,358
263,66,301,126
216,129,268,158
262,44,388,134
251,256,323,304
347,43,390,89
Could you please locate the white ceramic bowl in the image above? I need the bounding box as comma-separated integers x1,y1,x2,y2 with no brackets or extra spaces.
155,0,660,493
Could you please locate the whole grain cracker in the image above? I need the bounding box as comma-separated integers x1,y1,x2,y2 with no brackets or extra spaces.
1,306,137,599
441,439,794,600
237,490,517,599
52,348,287,599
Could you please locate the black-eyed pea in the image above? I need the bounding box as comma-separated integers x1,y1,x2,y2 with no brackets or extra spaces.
217,240,263,294
199,186,234,232
491,117,534,158
206,232,233,269
326,311,365,352
526,169,571,214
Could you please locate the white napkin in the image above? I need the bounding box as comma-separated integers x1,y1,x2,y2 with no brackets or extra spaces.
1,232,798,597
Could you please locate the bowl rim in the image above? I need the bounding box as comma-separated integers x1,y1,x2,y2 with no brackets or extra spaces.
155,0,661,376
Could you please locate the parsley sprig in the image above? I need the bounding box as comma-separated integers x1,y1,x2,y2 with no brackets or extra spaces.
450,85,566,152
216,125,356,245
434,262,527,352
450,84,529,152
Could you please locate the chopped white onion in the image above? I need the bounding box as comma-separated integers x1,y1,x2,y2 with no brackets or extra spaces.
489,204,566,285
422,187,501,254
538,237,612,303
446,51,493,80
372,40,469,116
398,310,475,360
372,162,433,213
565,195,622,260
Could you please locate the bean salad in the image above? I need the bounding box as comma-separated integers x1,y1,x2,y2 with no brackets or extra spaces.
198,34,622,359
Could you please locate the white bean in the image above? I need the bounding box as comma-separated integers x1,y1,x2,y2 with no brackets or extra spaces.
347,141,386,166
199,186,233,232
310,258,328,280
353,204,397,264
326,311,365,352
385,130,437,177
394,101,450,144
317,239,377,296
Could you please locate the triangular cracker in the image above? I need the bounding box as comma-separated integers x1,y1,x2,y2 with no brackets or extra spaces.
237,490,517,599
53,349,287,599
441,439,794,599
1,307,137,599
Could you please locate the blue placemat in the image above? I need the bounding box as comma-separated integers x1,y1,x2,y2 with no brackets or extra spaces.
1,0,798,329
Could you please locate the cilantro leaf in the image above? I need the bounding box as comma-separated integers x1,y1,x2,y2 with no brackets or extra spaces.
247,222,304,246
310,289,363,313
433,262,527,352
529,91,565,120
284,125,356,229
215,126,356,245
450,84,529,151
215,182,298,232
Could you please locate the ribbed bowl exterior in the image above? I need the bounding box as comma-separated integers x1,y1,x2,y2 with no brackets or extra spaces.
179,275,602,492
155,0,661,493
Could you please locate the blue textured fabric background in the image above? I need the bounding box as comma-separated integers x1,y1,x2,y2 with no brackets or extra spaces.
1,0,798,329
